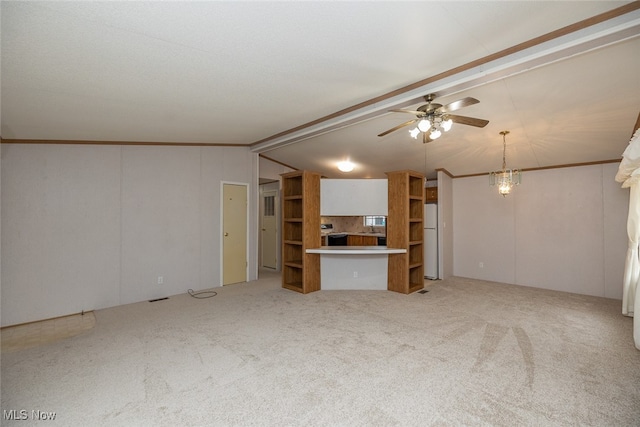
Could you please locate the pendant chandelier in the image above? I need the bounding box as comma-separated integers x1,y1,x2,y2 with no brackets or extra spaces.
489,130,521,196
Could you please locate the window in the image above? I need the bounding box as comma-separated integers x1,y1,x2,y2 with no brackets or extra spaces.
264,195,275,217
363,216,386,227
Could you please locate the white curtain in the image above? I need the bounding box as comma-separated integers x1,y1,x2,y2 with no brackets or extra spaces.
615,128,640,350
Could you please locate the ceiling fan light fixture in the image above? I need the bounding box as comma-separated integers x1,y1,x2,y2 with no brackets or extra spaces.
417,118,431,132
379,94,488,141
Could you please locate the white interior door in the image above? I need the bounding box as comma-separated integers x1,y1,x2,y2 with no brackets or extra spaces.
223,183,247,285
261,190,277,269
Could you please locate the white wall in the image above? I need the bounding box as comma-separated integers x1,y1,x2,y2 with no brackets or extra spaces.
1,143,258,326
0,141,2,325
453,163,628,299
258,156,294,182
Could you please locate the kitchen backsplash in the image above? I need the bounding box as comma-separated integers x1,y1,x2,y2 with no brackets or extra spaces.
321,216,385,233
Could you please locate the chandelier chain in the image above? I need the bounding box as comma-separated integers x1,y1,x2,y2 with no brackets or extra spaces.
500,130,510,171
502,133,507,171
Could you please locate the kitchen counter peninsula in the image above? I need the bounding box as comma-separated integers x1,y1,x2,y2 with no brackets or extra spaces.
320,232,386,237
306,246,404,255
306,246,407,290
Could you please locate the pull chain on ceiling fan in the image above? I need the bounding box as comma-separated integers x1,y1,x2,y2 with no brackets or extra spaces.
378,93,489,143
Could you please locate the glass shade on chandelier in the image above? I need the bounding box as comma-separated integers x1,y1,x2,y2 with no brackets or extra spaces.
409,116,453,140
490,169,521,196
489,130,521,196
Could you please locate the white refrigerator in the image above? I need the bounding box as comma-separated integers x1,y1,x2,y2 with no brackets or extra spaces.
424,204,438,279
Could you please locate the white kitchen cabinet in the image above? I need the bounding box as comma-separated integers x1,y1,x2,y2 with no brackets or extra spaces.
320,179,388,216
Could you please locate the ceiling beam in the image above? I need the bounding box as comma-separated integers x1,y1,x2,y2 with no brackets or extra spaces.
250,2,640,154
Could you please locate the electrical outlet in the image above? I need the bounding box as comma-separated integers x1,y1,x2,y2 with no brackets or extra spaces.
353,271,358,278
479,262,484,269
157,276,163,284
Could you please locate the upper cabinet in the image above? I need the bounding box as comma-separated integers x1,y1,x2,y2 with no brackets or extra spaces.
425,186,438,203
320,179,388,216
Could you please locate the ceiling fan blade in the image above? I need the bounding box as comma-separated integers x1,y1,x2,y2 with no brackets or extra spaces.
390,109,424,116
447,114,489,128
436,97,480,114
377,118,418,137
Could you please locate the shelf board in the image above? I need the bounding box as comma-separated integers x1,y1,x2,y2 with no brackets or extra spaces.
284,261,303,268
408,282,424,293
283,282,304,293
283,240,303,245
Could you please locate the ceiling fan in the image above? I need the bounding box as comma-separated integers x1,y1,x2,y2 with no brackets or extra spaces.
378,93,489,143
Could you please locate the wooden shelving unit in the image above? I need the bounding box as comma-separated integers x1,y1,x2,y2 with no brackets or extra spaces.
386,170,425,294
281,170,321,293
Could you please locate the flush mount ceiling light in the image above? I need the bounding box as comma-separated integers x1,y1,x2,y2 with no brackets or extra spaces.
337,160,355,172
489,130,521,196
378,94,489,144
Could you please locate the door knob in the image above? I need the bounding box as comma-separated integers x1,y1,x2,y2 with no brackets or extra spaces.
224,232,229,236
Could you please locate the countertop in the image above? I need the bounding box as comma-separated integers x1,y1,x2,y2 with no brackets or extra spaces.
321,231,386,237
306,246,406,255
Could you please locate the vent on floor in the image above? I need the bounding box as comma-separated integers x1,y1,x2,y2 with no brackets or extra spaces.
418,290,429,294
149,297,169,302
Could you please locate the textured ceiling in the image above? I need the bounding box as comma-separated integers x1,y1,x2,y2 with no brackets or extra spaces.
2,1,639,178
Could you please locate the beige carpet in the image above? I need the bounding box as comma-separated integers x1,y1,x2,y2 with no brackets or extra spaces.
1,312,96,353
2,272,639,426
